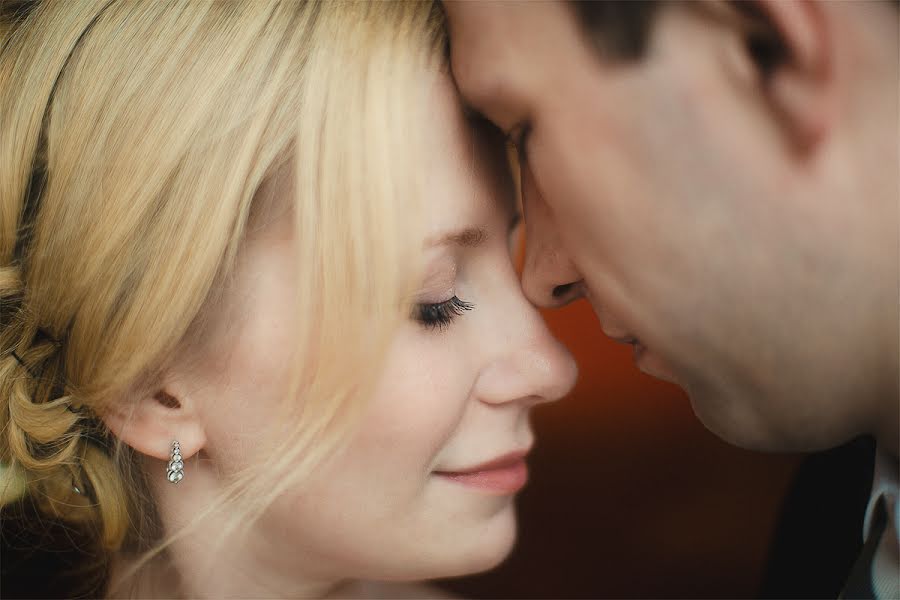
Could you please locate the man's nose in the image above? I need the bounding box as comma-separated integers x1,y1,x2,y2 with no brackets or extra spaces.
520,162,584,308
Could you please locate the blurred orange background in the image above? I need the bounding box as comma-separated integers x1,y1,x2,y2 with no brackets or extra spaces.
439,299,804,598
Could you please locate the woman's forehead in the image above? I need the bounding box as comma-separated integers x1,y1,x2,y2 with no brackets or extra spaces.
422,76,516,229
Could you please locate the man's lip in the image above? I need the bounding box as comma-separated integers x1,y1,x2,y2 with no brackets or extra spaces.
609,334,640,346
632,341,646,361
434,449,530,475
610,337,658,374
604,328,679,383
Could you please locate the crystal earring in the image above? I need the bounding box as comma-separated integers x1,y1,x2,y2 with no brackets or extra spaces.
166,440,184,484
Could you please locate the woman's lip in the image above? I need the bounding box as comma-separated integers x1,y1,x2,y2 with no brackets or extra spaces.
434,459,528,494
438,450,528,474
433,451,530,494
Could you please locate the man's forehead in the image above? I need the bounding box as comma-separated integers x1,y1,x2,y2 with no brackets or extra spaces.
445,2,574,120
445,0,568,34
446,1,573,63
444,2,523,95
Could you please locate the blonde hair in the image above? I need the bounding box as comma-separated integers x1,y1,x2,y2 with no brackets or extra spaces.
1,0,445,593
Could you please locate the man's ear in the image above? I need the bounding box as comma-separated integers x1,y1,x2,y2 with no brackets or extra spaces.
101,376,206,462
746,0,835,155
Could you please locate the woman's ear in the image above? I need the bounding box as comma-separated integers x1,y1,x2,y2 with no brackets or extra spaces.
101,376,207,462
747,0,836,155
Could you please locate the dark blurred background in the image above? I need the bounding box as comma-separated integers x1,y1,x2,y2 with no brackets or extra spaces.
438,299,875,599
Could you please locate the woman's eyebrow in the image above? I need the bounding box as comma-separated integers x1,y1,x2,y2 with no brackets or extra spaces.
426,226,488,248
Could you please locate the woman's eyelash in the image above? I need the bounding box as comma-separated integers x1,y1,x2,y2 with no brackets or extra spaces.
414,296,474,331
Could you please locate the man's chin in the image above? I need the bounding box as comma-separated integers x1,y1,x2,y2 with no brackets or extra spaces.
681,383,780,451
689,401,769,451
633,344,681,385
686,388,825,453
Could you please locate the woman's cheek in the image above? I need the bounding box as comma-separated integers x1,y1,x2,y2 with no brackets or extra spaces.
359,328,473,472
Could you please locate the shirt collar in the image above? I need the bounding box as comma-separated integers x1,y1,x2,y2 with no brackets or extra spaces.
864,448,899,543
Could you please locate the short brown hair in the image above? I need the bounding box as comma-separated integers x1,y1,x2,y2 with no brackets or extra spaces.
572,0,898,63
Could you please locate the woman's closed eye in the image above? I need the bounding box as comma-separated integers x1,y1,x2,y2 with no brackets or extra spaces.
414,296,474,331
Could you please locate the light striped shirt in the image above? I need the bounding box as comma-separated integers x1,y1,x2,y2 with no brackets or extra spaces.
864,450,899,599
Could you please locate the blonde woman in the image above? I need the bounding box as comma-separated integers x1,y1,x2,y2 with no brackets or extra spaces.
0,0,576,597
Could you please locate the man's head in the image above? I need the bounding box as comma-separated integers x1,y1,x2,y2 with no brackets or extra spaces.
445,1,899,452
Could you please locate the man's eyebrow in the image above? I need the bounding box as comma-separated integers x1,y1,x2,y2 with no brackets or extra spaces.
426,226,488,248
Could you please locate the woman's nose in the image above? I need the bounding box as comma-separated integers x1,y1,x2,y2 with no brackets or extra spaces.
473,307,578,409
519,163,584,308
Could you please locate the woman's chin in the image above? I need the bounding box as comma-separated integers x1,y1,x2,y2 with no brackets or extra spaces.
436,504,519,578
464,532,517,575
373,505,519,582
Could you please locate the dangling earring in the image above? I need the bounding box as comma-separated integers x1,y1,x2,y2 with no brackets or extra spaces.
167,440,184,484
